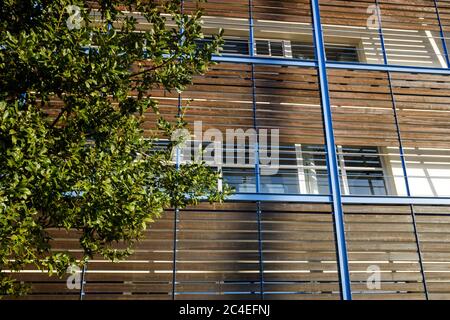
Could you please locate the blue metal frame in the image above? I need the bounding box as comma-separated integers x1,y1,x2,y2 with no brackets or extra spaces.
256,201,265,299
374,0,388,66
327,61,450,75
227,193,450,206
248,1,260,193
229,193,332,203
213,55,450,75
433,0,450,68
212,55,317,68
311,0,352,300
248,0,265,299
341,196,450,206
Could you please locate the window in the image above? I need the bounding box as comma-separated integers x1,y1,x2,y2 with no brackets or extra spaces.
299,145,388,196
223,168,257,193
292,41,359,62
255,40,284,57
324,44,359,62
198,36,360,62
339,146,388,196
253,39,359,62
196,37,249,55
178,138,388,196
260,145,299,194
298,145,329,194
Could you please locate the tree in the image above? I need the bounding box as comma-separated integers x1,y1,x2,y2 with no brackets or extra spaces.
0,0,228,296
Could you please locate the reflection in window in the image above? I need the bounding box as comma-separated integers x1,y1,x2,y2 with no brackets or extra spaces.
298,145,329,194
196,37,249,55
260,145,299,194
299,145,388,196
255,40,284,57
223,168,256,193
197,37,360,63
291,42,359,62
340,146,388,196
179,139,388,196
253,39,359,62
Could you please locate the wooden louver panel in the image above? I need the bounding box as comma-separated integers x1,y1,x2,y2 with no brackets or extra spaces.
175,202,261,299
254,65,324,145
344,205,426,300
415,205,450,300
260,203,340,300
328,69,400,147
391,72,450,149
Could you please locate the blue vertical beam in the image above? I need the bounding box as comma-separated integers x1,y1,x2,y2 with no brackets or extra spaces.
256,201,264,299
374,0,388,65
248,0,260,192
310,0,352,300
386,75,429,299
248,0,264,299
248,0,255,57
409,204,429,299
433,0,450,68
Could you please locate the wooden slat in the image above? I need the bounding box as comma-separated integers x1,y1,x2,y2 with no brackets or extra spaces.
328,69,400,147
260,203,339,298
174,202,260,298
391,72,450,149
344,204,426,299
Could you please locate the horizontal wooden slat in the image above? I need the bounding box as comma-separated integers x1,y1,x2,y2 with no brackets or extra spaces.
344,204,426,299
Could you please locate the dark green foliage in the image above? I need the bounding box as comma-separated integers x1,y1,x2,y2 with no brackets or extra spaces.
0,0,227,296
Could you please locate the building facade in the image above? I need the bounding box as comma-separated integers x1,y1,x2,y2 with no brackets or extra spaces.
13,0,450,300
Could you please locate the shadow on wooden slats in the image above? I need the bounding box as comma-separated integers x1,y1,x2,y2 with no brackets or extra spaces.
260,202,340,300
254,65,324,145
82,210,174,300
5,211,175,300
175,202,261,300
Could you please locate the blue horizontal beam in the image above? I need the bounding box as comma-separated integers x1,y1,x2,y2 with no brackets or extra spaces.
342,196,450,206
212,55,317,68
212,55,450,76
228,193,332,203
327,61,450,75
227,193,450,206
